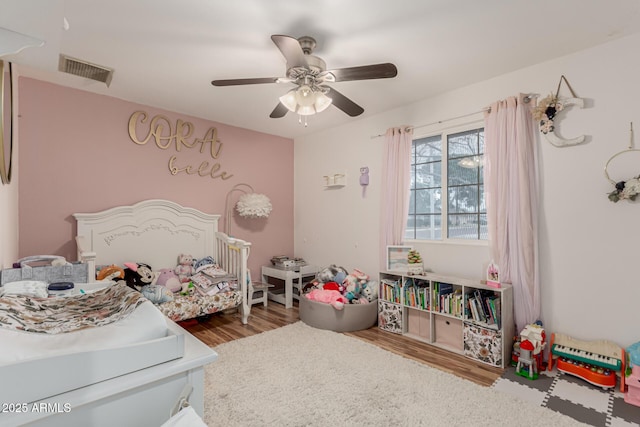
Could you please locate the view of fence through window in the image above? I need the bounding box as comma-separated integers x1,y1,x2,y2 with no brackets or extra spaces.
406,128,487,241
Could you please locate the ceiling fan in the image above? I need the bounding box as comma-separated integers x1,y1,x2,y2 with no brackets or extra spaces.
211,35,398,120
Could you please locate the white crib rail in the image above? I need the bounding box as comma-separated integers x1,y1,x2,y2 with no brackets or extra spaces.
214,231,251,324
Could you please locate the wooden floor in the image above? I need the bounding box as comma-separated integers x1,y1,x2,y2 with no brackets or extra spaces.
183,301,504,387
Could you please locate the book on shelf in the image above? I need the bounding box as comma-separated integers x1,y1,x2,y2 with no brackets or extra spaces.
472,289,488,319
433,282,453,313
403,278,430,310
380,279,401,303
470,297,485,323
493,297,502,329
468,296,478,320
465,290,502,330
484,297,496,325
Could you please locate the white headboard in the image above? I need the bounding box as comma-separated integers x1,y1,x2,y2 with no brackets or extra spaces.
74,199,222,274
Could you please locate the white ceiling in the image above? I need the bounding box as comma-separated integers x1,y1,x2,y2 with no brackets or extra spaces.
2,0,640,139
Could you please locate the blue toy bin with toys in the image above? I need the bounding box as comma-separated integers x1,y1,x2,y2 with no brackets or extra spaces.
299,296,378,332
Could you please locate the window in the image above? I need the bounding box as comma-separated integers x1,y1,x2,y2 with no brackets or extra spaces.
406,127,487,241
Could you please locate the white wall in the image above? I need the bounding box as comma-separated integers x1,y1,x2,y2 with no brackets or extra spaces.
295,33,640,348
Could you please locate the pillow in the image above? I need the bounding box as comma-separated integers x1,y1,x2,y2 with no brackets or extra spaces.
0,280,49,298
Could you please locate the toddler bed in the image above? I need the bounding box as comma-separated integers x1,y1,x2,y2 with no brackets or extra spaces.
74,198,253,324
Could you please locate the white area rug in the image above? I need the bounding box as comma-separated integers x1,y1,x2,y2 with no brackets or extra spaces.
204,322,585,426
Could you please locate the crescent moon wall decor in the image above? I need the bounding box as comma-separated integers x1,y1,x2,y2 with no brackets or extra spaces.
532,75,587,148
542,97,586,148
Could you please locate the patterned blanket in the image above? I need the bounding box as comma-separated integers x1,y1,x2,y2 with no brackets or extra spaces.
0,283,146,334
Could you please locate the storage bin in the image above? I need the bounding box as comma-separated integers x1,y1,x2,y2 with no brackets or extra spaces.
434,315,463,352
406,308,430,340
378,301,402,334
463,322,503,367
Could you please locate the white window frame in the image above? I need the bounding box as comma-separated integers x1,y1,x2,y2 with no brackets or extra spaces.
406,121,487,245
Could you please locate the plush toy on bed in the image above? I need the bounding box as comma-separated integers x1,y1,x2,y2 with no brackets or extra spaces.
122,262,174,304
174,254,195,283
96,265,125,282
193,256,215,273
156,268,182,293
124,262,155,289
180,281,196,296
139,283,174,304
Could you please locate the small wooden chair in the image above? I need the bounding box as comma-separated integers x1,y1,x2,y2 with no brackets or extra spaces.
248,281,272,307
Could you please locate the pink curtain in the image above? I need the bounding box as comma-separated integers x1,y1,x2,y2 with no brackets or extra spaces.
380,127,413,269
484,94,539,333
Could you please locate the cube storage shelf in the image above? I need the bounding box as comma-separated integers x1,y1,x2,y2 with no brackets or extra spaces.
378,271,515,368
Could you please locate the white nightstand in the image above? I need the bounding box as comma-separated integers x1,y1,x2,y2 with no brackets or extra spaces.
261,265,319,309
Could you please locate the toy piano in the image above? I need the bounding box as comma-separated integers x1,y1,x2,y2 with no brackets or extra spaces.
548,333,625,392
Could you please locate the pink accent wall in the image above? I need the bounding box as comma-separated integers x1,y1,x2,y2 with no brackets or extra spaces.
17,77,293,277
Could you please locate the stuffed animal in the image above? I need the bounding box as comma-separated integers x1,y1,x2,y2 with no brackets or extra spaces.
174,254,195,283
360,280,378,303
302,279,321,294
123,262,154,290
156,268,182,293
193,256,215,273
180,281,196,296
316,264,348,285
96,265,125,281
352,268,369,282
305,288,348,310
322,281,343,293
140,284,174,304
342,268,370,303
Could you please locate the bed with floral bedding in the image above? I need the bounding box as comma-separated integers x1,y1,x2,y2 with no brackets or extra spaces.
74,199,253,324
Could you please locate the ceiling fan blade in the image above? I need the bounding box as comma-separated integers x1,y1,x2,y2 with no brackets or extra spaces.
325,63,397,82
271,35,308,69
269,102,289,118
211,77,280,86
326,88,364,117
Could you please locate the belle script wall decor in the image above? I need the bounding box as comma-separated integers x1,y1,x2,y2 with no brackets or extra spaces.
128,111,233,180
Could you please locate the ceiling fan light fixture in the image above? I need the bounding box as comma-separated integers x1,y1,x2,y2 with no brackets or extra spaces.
279,86,332,116
297,105,317,116
295,85,315,107
314,92,332,113
279,90,298,112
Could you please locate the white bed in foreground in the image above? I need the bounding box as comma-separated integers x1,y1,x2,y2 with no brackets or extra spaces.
0,199,252,426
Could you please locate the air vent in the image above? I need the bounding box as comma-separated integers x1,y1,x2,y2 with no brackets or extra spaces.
58,54,114,87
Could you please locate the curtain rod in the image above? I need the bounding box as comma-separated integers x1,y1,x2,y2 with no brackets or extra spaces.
370,93,537,138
